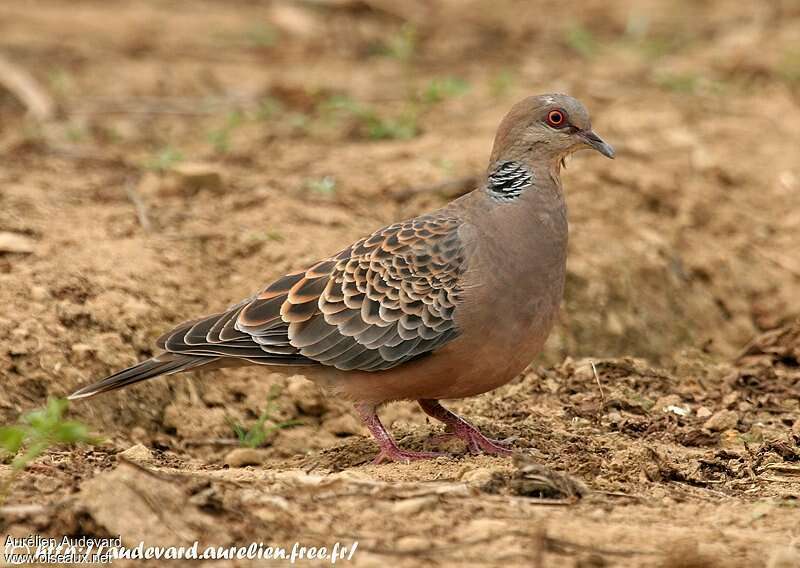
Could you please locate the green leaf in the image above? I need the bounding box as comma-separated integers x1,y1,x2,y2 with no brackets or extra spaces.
23,409,48,430
0,427,26,455
53,422,90,443
12,440,49,471
420,77,469,104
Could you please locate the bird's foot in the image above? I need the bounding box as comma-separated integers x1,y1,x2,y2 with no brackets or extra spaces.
371,446,445,465
427,428,513,456
417,399,514,456
354,402,446,465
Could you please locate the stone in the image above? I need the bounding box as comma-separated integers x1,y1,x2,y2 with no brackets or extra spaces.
696,406,712,419
119,443,154,463
164,163,224,197
224,447,267,467
0,231,36,254
703,410,739,432
286,375,327,416
391,495,438,515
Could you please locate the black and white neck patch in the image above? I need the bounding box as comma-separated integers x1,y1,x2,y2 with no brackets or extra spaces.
487,161,533,201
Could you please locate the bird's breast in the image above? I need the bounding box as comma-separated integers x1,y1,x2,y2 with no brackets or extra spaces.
454,191,568,379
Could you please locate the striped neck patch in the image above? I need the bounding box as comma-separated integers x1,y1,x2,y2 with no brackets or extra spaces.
487,161,533,201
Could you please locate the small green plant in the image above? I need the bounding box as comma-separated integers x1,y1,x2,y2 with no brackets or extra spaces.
226,386,301,448
564,24,598,58
381,24,417,61
321,95,419,140
306,176,337,195
489,69,515,98
65,121,89,143
287,112,311,134
654,72,700,93
243,24,278,48
364,111,419,140
255,96,285,121
654,71,728,95
0,398,99,503
420,77,470,104
777,51,800,85
47,67,75,96
621,16,690,60
144,146,184,172
433,158,455,176
208,110,244,154
264,230,285,243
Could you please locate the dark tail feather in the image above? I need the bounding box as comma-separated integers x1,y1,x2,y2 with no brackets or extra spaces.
68,353,215,400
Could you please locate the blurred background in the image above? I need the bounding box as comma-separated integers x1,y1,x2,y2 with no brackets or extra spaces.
1,0,799,433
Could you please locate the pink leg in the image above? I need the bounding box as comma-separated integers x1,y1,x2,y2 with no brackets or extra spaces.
354,403,444,464
418,399,512,456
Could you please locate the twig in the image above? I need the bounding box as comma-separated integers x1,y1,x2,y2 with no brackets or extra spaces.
591,490,642,500
0,54,55,120
756,246,800,279
0,503,49,517
591,361,605,404
758,476,800,484
124,178,152,232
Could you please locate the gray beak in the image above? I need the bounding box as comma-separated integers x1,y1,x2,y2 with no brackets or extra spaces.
581,130,615,159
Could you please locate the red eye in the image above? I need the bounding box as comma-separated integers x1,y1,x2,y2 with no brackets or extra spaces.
546,109,566,127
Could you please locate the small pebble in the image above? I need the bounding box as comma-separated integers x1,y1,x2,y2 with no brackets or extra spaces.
119,443,154,463
703,410,739,432
696,406,712,419
224,447,267,467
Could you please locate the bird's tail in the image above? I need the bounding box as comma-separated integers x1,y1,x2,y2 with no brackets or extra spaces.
68,353,215,400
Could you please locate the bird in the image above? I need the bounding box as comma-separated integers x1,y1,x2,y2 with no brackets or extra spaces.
69,94,615,464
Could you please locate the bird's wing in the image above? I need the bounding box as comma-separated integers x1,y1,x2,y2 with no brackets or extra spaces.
157,209,467,372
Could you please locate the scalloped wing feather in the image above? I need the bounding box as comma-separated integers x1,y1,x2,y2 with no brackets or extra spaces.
157,210,466,372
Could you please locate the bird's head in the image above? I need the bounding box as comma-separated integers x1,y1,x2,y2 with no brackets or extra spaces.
489,94,614,173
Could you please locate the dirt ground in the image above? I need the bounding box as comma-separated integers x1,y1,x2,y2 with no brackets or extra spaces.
1,1,800,566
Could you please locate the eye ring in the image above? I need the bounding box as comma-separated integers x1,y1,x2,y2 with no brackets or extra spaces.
546,109,566,128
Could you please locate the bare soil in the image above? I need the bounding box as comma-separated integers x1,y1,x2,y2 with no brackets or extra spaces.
1,1,799,566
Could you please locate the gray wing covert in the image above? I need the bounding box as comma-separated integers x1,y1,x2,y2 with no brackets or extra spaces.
235,210,467,371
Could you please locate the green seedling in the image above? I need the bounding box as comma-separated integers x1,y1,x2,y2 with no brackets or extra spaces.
208,110,244,154
489,69,515,98
306,176,337,195
255,96,285,121
364,111,418,140
777,51,800,84
226,386,301,449
0,398,100,503
65,121,89,143
381,24,417,61
420,77,469,104
264,230,285,243
144,146,184,172
287,112,311,134
564,24,598,58
47,67,75,96
654,72,700,93
243,24,278,48
321,95,419,140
